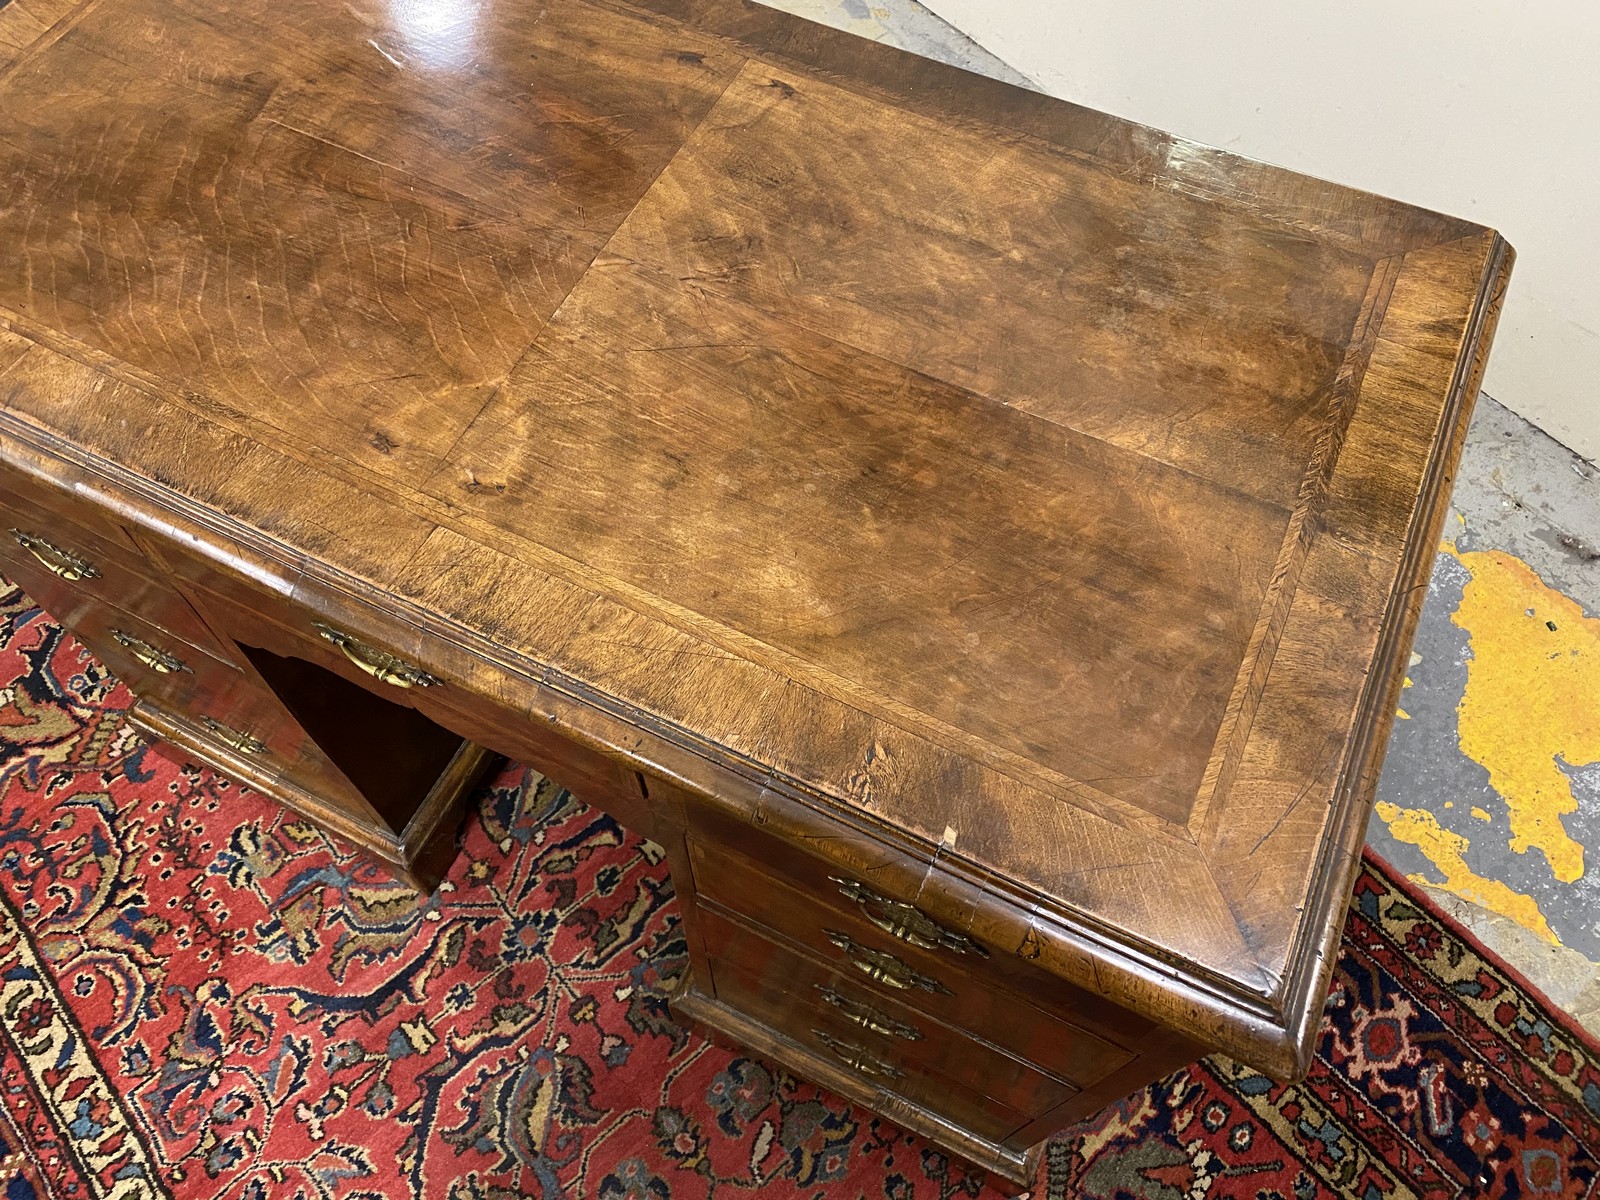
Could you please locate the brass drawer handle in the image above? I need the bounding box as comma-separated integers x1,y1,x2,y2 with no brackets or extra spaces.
200,716,269,756
10,529,100,581
110,628,190,674
812,1029,903,1079
312,621,440,689
825,931,952,995
815,985,922,1040
830,876,988,957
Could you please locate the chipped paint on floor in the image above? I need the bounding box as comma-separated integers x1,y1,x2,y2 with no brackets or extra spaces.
1374,537,1600,959
1375,799,1559,942
1450,546,1600,885
1372,398,1600,1035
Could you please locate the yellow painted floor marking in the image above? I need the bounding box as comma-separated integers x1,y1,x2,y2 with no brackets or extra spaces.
1449,549,1600,884
1376,801,1558,944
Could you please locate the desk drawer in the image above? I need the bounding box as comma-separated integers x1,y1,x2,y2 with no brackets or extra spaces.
0,561,379,819
0,551,235,699
0,471,144,555
684,791,1150,1046
160,548,443,690
699,908,1034,1143
689,837,1134,1088
132,691,384,824
704,909,1076,1118
84,612,363,807
0,522,230,660
163,553,654,838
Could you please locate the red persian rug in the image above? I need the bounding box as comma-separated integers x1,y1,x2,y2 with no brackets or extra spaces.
0,581,1597,1200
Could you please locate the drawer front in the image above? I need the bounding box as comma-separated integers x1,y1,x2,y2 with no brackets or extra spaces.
684,791,1150,1045
58,590,287,741
4,568,379,820
161,549,443,690
0,523,230,660
0,471,144,554
164,554,655,838
704,913,1077,1117
699,910,1032,1143
791,1022,1022,1145
689,838,1134,1088
132,690,382,824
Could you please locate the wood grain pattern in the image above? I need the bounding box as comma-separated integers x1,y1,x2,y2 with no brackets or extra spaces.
0,0,1513,1181
440,257,1288,822
599,63,1376,502
0,0,741,483
607,0,1477,254
0,0,85,68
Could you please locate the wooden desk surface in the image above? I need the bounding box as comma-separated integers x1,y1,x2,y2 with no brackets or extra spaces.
0,0,1509,1077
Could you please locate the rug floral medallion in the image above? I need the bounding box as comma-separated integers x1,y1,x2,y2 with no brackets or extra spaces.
0,582,1596,1200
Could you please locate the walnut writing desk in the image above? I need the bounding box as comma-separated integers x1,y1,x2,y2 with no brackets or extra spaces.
0,0,1510,1186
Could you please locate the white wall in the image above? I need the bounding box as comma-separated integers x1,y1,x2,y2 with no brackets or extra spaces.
921,0,1600,462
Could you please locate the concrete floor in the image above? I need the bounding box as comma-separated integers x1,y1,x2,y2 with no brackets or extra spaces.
1368,398,1600,1036
760,0,1600,1039
755,0,1034,85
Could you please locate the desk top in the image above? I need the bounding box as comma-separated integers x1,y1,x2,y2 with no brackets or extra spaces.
0,0,1510,1074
